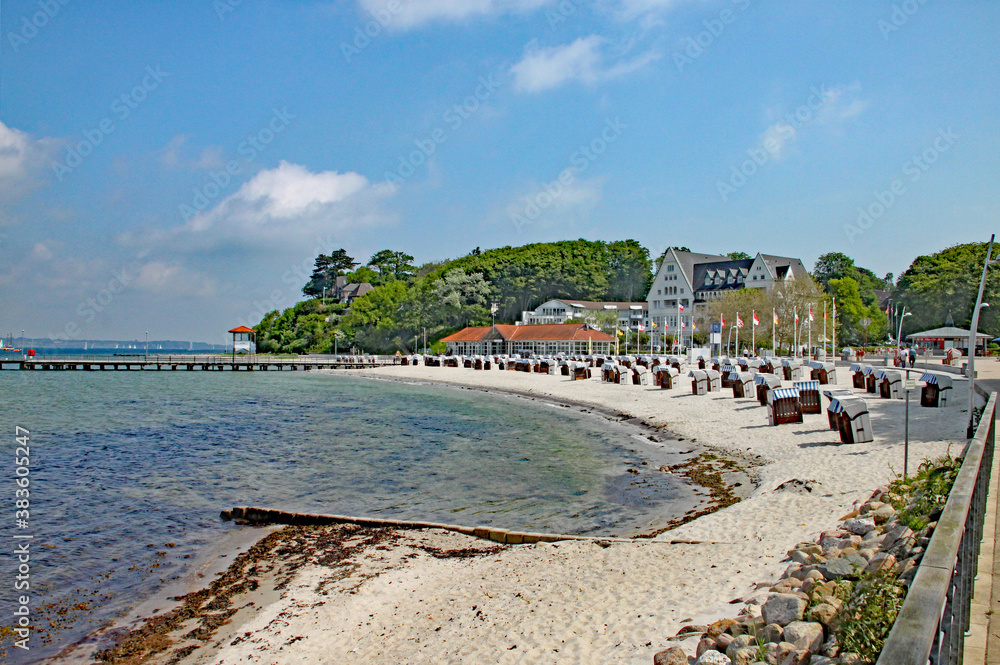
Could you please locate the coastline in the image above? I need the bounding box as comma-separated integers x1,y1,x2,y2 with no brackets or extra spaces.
89,364,970,665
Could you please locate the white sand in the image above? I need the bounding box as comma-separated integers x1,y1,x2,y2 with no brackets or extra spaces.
170,364,969,665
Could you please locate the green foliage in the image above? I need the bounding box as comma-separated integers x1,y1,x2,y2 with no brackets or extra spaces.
894,241,999,337
885,453,962,531
368,249,415,283
813,252,888,309
302,249,359,298
828,277,889,345
835,570,907,665
343,265,379,285
258,239,652,354
727,251,752,260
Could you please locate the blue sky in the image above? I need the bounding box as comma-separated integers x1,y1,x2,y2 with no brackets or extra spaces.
2,0,998,343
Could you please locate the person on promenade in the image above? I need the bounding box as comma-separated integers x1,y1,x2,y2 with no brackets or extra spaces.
909,347,916,368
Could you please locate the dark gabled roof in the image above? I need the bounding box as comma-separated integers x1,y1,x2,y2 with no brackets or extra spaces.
692,259,755,293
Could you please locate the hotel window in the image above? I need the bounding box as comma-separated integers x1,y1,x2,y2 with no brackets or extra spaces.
667,265,674,272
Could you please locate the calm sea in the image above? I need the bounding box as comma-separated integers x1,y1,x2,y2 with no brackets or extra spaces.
0,369,698,663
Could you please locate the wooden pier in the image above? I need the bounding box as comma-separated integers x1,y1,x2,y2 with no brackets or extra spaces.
0,354,391,371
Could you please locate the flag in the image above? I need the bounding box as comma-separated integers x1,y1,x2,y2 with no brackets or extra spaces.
752,312,760,326
692,321,697,329
721,315,725,327
809,307,814,322
651,321,657,328
737,315,745,329
490,303,498,314
681,321,687,329
885,303,890,315
678,303,685,311
773,311,779,325
637,323,645,332
795,312,800,324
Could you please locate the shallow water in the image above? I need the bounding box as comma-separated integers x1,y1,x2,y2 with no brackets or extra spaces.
0,370,699,662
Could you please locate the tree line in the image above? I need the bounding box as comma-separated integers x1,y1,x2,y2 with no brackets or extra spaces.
254,240,997,354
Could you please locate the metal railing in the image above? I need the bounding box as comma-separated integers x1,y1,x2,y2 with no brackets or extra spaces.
877,391,997,665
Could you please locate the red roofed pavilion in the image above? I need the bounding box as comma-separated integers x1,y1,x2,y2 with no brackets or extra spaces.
229,326,255,355
441,323,613,356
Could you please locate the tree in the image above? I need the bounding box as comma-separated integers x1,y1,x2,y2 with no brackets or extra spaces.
828,277,866,344
302,250,359,297
813,252,857,287
894,241,1000,336
606,240,652,301
368,250,415,283
431,269,492,329
727,251,752,260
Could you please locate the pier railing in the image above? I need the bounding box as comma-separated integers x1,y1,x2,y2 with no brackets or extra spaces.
877,391,997,665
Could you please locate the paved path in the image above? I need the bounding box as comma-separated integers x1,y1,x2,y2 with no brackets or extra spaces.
959,358,1000,664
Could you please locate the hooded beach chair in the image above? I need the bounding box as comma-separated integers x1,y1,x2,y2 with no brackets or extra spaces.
793,380,823,414
767,387,803,425
920,372,953,407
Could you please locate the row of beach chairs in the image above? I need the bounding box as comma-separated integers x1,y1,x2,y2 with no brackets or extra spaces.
850,364,953,407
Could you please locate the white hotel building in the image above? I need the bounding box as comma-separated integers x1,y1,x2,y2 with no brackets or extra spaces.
646,249,808,347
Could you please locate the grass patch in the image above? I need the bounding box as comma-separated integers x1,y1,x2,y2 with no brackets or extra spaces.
836,570,907,665
884,451,962,531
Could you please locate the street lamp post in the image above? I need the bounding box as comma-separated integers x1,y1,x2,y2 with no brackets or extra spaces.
969,234,1000,437
896,308,911,351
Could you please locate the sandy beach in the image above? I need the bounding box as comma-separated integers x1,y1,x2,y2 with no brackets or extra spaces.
116,362,971,665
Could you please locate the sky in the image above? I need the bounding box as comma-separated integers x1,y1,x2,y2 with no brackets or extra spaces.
1,0,998,344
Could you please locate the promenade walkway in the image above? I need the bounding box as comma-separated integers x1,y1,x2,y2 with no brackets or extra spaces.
957,358,1000,664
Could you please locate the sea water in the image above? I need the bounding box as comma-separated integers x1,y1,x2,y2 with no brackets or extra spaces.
0,370,699,662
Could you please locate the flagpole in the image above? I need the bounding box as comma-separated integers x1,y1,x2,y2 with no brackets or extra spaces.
773,308,777,357
823,301,827,359
752,309,755,354
735,312,739,357
832,298,837,362
808,304,812,360
793,307,798,357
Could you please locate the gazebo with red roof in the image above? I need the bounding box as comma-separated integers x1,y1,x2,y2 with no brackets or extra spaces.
229,325,256,356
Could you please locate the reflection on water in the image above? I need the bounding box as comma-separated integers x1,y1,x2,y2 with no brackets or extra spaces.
0,371,698,662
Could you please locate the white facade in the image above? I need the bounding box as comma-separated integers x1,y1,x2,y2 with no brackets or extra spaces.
646,250,806,347
519,299,649,331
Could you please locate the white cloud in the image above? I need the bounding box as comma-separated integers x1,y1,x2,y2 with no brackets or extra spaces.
357,0,554,29
755,83,868,161
133,261,218,298
158,135,227,171
511,36,658,93
0,121,59,202
505,177,604,232
130,161,398,252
